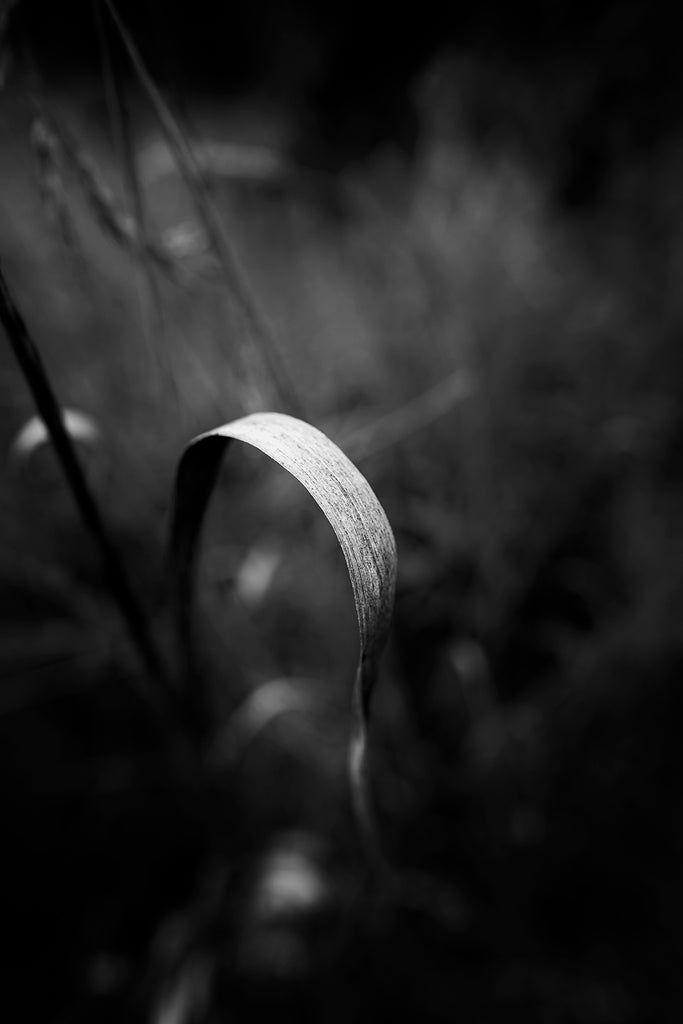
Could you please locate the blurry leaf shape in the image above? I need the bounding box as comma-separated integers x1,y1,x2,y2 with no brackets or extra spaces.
238,831,334,982
207,677,337,770
253,832,330,920
170,412,397,867
448,638,497,720
152,955,211,1024
161,221,210,261
141,138,291,187
234,543,282,608
10,407,99,461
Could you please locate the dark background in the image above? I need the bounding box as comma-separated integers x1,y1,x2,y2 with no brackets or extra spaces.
2,1,683,1021
12,0,683,201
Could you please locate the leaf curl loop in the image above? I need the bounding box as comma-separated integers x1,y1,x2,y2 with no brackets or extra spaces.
169,412,397,867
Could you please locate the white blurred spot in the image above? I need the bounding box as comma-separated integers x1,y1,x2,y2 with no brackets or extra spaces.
254,843,328,921
208,677,320,768
139,139,289,186
161,222,209,261
237,833,333,980
234,544,281,607
448,638,496,719
10,408,99,461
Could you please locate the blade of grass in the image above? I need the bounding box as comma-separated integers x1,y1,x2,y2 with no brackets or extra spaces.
169,412,397,870
0,262,179,736
102,0,305,418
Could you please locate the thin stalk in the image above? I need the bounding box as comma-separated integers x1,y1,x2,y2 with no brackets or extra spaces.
0,262,176,730
93,0,180,407
340,369,475,462
102,0,305,418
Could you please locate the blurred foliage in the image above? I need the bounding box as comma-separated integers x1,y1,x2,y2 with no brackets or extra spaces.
2,7,683,1021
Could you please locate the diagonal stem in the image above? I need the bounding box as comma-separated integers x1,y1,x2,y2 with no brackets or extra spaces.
102,0,306,419
0,261,177,730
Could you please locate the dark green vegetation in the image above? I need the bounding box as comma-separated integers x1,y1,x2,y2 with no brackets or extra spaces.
2,4,683,1021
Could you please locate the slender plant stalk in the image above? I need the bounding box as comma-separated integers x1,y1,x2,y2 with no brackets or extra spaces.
93,0,180,406
340,369,475,462
0,261,177,728
102,0,305,419
94,3,164,360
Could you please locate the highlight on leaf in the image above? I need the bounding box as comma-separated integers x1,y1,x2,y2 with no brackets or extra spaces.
169,411,397,868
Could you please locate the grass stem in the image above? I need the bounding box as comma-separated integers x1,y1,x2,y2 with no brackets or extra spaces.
0,261,179,734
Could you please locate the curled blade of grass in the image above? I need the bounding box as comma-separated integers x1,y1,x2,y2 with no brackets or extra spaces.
170,412,397,869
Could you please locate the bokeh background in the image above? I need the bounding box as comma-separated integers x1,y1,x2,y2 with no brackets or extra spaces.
2,1,683,1020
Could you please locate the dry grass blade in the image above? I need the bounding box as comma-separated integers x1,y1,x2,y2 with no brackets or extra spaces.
169,412,397,868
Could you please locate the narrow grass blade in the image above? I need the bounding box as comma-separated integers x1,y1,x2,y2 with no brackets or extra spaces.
340,368,475,462
93,0,179,404
0,263,177,733
169,412,397,868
